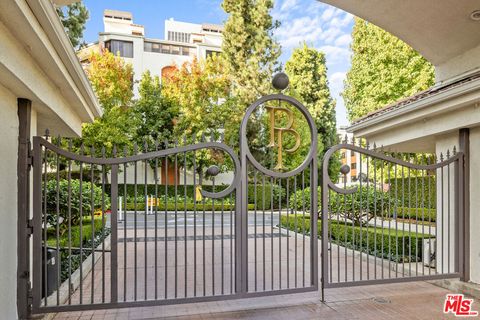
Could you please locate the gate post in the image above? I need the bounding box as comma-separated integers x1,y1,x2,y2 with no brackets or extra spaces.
17,98,32,319
459,128,469,281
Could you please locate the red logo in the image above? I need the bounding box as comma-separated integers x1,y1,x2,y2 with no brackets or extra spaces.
444,294,478,317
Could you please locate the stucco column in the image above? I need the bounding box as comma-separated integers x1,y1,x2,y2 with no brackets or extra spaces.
468,127,480,283
0,84,20,320
435,134,459,275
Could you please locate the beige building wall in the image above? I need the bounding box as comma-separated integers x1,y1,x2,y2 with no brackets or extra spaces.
468,127,480,283
0,83,20,320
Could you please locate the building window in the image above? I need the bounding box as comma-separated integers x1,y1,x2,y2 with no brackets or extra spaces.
168,31,191,43
105,40,133,58
351,163,356,169
145,42,162,53
171,46,180,55
161,44,170,54
341,152,346,159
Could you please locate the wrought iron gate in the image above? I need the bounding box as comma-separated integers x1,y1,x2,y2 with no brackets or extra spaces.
30,93,319,314
321,140,464,289
27,89,465,316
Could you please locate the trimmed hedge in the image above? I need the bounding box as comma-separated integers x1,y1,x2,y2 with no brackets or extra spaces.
280,215,432,263
289,186,321,211
125,202,253,211
388,207,436,222
387,176,436,209
109,183,284,209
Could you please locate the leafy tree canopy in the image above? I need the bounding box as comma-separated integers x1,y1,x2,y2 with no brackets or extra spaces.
56,2,89,48
285,44,340,178
221,0,281,106
286,44,337,148
86,50,134,112
343,18,435,121
82,50,135,155
133,71,178,148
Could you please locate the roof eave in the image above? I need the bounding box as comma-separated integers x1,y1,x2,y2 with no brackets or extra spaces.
28,0,101,119
347,77,480,135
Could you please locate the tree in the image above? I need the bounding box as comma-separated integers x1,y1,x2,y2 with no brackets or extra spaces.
285,44,340,178
56,2,89,48
286,44,337,151
343,18,435,121
162,56,239,171
82,50,135,154
133,71,178,147
163,55,238,142
221,0,281,106
86,50,134,112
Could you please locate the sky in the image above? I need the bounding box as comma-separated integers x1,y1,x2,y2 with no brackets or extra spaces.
82,0,353,127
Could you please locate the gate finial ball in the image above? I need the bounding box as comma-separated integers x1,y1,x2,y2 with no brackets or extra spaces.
272,72,289,91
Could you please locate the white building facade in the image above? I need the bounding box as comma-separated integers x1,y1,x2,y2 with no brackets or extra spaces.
81,10,223,94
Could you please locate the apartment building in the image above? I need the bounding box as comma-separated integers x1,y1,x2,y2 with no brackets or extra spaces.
78,10,223,93
337,126,361,185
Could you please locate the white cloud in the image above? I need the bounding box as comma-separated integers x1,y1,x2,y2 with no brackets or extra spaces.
276,16,323,48
334,34,352,47
321,7,336,21
280,0,299,12
319,45,351,65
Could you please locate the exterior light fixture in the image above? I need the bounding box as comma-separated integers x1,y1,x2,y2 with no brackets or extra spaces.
470,10,480,21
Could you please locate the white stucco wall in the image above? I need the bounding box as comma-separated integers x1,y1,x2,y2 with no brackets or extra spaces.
116,162,234,186
436,43,480,82
468,127,480,283
0,83,20,320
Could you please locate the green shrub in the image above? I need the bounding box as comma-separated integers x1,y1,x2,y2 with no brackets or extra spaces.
280,215,432,263
46,216,103,248
329,186,397,226
46,180,110,235
46,216,110,283
45,170,100,184
247,183,285,209
387,207,436,222
387,176,436,209
289,186,321,212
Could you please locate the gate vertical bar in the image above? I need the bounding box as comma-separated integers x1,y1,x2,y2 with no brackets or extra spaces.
110,164,119,303
238,140,247,294
310,159,318,290
18,99,32,319
321,154,328,301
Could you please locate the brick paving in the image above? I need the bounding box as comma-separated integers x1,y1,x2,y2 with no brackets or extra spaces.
51,281,460,319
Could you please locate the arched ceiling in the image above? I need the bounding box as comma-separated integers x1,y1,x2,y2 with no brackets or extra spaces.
319,0,480,65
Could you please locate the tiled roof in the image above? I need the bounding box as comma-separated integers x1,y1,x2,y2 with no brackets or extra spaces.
351,70,480,125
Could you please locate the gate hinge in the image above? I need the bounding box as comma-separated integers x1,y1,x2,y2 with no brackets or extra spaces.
27,285,33,312
27,219,34,236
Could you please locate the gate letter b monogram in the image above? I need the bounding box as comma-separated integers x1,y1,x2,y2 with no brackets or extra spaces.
266,106,301,170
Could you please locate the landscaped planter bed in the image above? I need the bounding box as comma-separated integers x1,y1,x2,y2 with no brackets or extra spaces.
280,215,433,263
